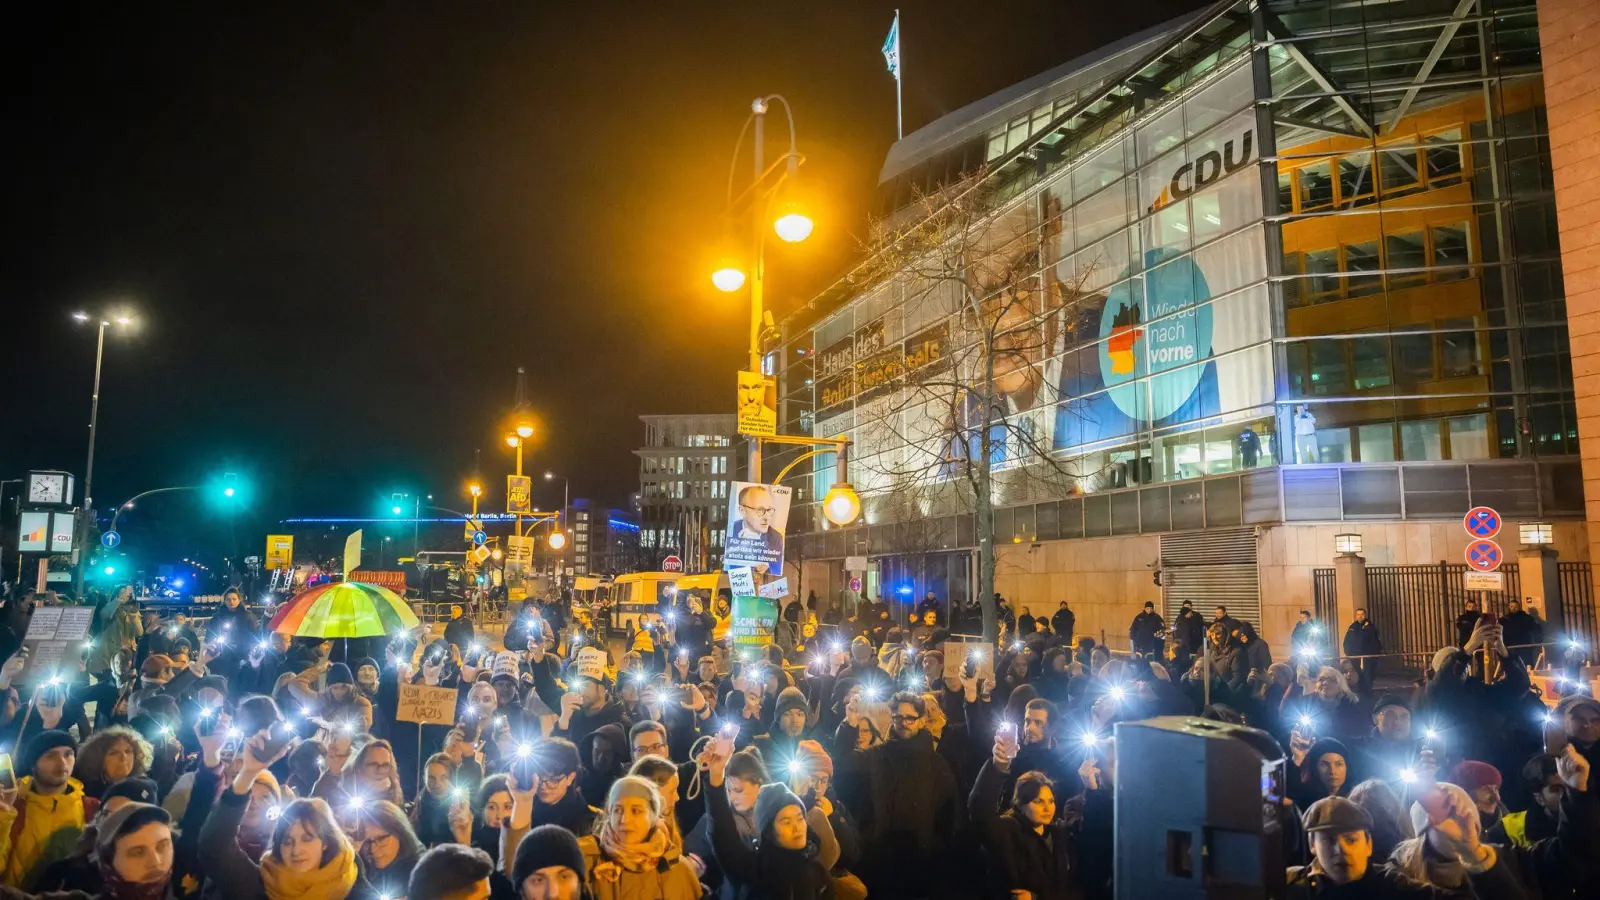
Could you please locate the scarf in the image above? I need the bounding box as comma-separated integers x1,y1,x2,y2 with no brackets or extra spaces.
597,823,671,872
97,859,173,900
258,842,359,900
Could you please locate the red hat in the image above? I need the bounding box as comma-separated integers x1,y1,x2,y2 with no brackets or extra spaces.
1449,760,1502,792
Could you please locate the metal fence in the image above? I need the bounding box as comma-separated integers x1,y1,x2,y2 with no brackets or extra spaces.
1362,562,1521,671
1313,568,1338,635
1557,562,1599,651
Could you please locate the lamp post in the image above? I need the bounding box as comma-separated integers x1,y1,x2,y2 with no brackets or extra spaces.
506,420,533,577
711,95,810,483
544,471,569,564
71,309,136,598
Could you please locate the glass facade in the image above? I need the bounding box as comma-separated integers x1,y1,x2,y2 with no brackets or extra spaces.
779,0,1570,534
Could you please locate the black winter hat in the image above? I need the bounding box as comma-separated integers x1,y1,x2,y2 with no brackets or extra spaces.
512,824,587,887
102,776,160,806
20,729,76,775
325,663,354,686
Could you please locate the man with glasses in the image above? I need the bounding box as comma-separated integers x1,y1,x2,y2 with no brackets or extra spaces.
834,691,959,900
726,484,784,569
522,738,598,835
629,719,707,833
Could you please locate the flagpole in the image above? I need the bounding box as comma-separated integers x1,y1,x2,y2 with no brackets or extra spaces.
895,9,903,139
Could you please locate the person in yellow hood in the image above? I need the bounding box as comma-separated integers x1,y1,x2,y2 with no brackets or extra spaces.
0,729,94,889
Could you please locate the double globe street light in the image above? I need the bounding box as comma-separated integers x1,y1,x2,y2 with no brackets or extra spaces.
708,96,857,528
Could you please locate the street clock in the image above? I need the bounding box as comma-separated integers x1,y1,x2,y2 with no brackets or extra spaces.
26,471,74,506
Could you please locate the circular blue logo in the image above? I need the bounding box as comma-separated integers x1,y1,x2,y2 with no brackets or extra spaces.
1096,249,1212,422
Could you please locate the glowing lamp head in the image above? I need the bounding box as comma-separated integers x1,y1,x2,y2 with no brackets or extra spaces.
711,264,747,293
516,424,534,439
773,209,814,244
505,434,521,448
468,483,483,497
548,531,567,550
822,482,862,526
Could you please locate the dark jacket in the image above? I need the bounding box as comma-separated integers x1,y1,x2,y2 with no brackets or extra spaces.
1050,608,1076,640
1500,610,1542,652
1173,610,1206,653
705,781,834,900
1454,610,1482,648
556,698,631,749
831,728,960,898
1343,620,1382,657
533,786,600,835
968,759,1081,900
443,615,475,650
1291,620,1329,655
1285,863,1468,898
1128,612,1164,654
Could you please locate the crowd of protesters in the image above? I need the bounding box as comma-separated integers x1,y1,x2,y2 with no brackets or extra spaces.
0,580,1594,900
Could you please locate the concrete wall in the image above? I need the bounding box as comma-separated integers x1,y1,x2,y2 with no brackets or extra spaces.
993,533,1162,651
1540,0,1600,602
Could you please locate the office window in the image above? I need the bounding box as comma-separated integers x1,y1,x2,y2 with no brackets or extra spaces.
1440,318,1480,378
1394,332,1434,384
1380,148,1421,194
1426,130,1463,182
1432,223,1470,273
1447,415,1490,459
1352,336,1392,390
1345,241,1382,297
1401,420,1443,460
1358,423,1396,462
1306,248,1340,298
1385,231,1427,286
1339,153,1376,207
1316,427,1352,462
1308,341,1349,395
1299,161,1334,211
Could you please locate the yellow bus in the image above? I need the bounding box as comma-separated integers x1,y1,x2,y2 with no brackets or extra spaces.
609,572,679,634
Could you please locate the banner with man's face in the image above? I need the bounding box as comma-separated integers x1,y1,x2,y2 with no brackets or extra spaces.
724,481,791,575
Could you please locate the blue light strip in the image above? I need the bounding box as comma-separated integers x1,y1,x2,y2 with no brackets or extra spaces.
608,519,641,532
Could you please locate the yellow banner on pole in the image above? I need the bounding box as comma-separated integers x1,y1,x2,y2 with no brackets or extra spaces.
343,529,363,578
736,370,777,438
265,534,294,571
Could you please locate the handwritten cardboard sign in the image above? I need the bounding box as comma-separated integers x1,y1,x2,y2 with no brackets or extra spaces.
940,640,996,684
395,683,458,726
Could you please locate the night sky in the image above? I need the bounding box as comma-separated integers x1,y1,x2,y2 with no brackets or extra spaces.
0,1,1208,571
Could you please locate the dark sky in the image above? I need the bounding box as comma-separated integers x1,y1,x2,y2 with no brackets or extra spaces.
0,0,1208,569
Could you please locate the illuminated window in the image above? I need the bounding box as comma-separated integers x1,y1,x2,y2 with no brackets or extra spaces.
1339,153,1376,208
1298,161,1334,211
1426,130,1463,183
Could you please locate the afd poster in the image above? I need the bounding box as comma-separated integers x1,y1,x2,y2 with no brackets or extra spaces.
724,482,791,575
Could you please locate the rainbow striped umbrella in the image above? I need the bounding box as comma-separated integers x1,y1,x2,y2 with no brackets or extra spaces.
267,581,420,638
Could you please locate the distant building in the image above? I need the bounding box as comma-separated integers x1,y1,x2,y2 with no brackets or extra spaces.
569,498,640,576
636,414,741,573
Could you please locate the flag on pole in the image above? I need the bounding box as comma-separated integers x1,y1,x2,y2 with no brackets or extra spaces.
882,12,900,79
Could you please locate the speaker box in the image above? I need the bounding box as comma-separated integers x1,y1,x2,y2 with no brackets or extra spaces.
1114,717,1288,899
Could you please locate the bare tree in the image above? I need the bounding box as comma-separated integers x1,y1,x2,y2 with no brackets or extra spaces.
841,172,1100,641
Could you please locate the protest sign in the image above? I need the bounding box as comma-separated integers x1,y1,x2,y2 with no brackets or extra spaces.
940,639,996,684
21,606,95,679
731,595,779,648
395,683,457,726
757,577,789,600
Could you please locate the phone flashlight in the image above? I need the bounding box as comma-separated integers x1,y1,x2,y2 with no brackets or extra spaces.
348,796,366,811
1298,715,1314,729
1107,686,1125,702
1399,768,1417,783
516,743,532,758
1080,731,1100,748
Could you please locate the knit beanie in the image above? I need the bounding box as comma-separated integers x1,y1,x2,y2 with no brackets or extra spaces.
754,782,803,837
773,686,809,721
21,730,76,776
95,802,172,865
512,824,587,887
325,663,354,686
1448,760,1502,793
101,777,160,807
793,740,833,777
606,776,661,818
353,657,380,679
492,652,520,682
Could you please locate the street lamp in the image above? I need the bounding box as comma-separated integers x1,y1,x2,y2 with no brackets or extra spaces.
709,94,809,481
71,307,140,598
822,483,862,527
548,531,567,550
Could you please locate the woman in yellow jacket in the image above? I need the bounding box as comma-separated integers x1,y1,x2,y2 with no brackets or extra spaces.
0,730,93,890
579,776,700,900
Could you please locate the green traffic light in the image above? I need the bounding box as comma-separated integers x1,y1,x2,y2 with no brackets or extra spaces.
224,487,236,497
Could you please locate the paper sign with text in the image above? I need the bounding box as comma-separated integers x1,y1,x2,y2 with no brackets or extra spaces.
940,640,996,685
728,566,756,598
757,577,789,600
395,683,458,726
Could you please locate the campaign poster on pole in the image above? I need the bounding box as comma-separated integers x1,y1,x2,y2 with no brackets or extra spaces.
731,594,779,649
724,482,790,575
736,371,777,438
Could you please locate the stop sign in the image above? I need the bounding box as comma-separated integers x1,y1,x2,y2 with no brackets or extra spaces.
662,555,683,573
